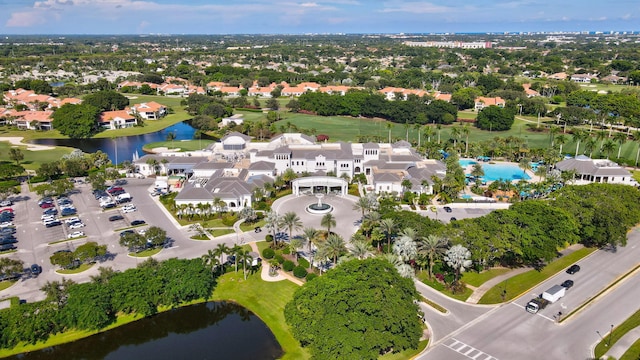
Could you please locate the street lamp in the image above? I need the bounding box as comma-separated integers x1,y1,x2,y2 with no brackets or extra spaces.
608,324,614,347
596,330,604,344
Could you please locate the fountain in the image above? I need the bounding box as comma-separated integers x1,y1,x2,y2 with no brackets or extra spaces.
307,193,333,214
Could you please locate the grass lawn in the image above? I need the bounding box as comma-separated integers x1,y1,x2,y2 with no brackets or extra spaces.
129,248,162,257
211,229,234,237
479,247,596,304
92,110,191,139
379,339,429,360
143,139,214,152
201,218,228,227
211,270,309,360
256,241,271,255
633,171,640,183
421,295,447,314
190,234,210,240
594,308,640,358
462,268,511,287
0,280,16,291
56,263,94,274
239,219,266,232
415,271,473,302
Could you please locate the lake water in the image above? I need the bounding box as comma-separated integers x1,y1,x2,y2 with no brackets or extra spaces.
7,302,283,360
31,121,198,163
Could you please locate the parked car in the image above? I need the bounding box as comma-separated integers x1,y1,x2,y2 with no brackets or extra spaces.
0,200,12,207
122,205,136,213
0,222,14,228
120,230,135,237
0,238,17,245
61,208,77,216
40,202,55,209
109,215,124,222
67,231,84,239
0,207,14,213
37,197,52,206
64,217,80,224
45,220,62,228
0,244,16,251
107,187,124,194
443,206,452,213
0,228,16,235
566,264,581,274
102,202,116,209
43,208,58,216
68,222,85,229
131,220,146,226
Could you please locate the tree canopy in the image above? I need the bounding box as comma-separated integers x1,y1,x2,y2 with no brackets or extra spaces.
52,103,100,139
285,258,422,360
82,90,129,112
475,105,515,131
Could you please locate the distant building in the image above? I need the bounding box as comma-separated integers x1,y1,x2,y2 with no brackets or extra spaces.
555,155,637,186
403,41,492,49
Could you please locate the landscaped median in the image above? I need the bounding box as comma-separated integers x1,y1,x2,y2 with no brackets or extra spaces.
478,247,596,304
594,307,640,359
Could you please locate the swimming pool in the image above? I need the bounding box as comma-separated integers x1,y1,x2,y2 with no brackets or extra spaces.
481,164,531,181
459,159,478,167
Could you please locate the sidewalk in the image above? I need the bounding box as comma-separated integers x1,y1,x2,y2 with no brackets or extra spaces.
465,267,530,304
247,241,304,286
603,327,640,359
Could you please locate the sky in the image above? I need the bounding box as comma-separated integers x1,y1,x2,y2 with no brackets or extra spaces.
0,0,638,35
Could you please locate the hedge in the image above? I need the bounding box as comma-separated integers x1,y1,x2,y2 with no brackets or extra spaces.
275,254,285,264
293,266,308,278
297,258,310,268
282,260,295,272
305,273,318,281
262,248,275,259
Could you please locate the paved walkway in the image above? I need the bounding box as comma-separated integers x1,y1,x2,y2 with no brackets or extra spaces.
603,327,640,359
465,267,531,304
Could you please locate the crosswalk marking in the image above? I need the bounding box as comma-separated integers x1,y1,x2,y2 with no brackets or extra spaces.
443,338,499,360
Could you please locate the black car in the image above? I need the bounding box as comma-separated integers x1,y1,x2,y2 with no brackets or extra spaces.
45,220,62,228
0,228,16,235
0,244,16,251
43,208,58,215
131,220,146,226
120,230,135,237
109,215,124,222
561,280,574,289
566,264,581,274
443,206,452,213
30,264,42,276
0,238,17,245
450,217,457,221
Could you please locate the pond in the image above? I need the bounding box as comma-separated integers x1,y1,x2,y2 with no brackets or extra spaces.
7,302,282,360
31,121,199,163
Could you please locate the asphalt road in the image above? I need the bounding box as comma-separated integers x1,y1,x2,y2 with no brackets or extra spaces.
418,228,640,360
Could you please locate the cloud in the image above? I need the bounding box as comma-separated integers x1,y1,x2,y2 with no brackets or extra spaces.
380,1,451,14
6,11,48,27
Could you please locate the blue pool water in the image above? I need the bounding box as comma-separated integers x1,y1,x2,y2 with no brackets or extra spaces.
461,194,473,199
481,164,530,181
459,159,478,167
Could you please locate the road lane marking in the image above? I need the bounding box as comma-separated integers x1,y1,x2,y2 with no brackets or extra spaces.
510,302,556,322
444,338,499,360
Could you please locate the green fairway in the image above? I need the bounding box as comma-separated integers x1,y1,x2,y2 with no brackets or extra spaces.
0,141,74,170
143,139,214,152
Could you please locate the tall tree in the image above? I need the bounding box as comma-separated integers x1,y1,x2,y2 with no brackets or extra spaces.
52,103,100,139
320,213,336,234
444,244,472,284
418,235,449,280
8,148,23,166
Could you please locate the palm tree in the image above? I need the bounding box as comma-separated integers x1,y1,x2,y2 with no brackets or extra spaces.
321,233,347,264
423,125,434,143
289,237,304,260
320,213,336,234
302,227,320,252
264,211,281,245
471,163,484,179
519,157,531,177
450,125,461,150
392,235,418,262
213,243,230,265
461,124,471,155
571,128,587,156
595,130,608,150
436,124,442,144
349,240,373,260
385,122,393,144
378,218,396,252
352,196,371,218
230,244,243,272
548,126,560,148
444,244,472,284
414,123,422,147
236,249,254,280
601,139,616,159
146,158,159,175
201,249,220,275
279,211,302,241
584,136,597,158
555,134,567,155
632,130,640,166
614,132,628,159
534,165,547,180
418,235,448,280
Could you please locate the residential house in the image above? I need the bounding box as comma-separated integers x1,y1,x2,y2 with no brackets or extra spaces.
99,109,137,130
130,101,167,120
570,74,598,83
474,96,506,111
11,110,54,130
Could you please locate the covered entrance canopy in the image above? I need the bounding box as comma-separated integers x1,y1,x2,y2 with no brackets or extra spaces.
292,176,348,196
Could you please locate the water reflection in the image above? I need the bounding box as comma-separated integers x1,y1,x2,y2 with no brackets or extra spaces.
31,121,201,163
8,302,282,360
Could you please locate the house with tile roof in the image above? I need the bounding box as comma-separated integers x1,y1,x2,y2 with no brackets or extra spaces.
130,101,167,120
10,110,54,130
99,109,137,130
474,96,506,111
